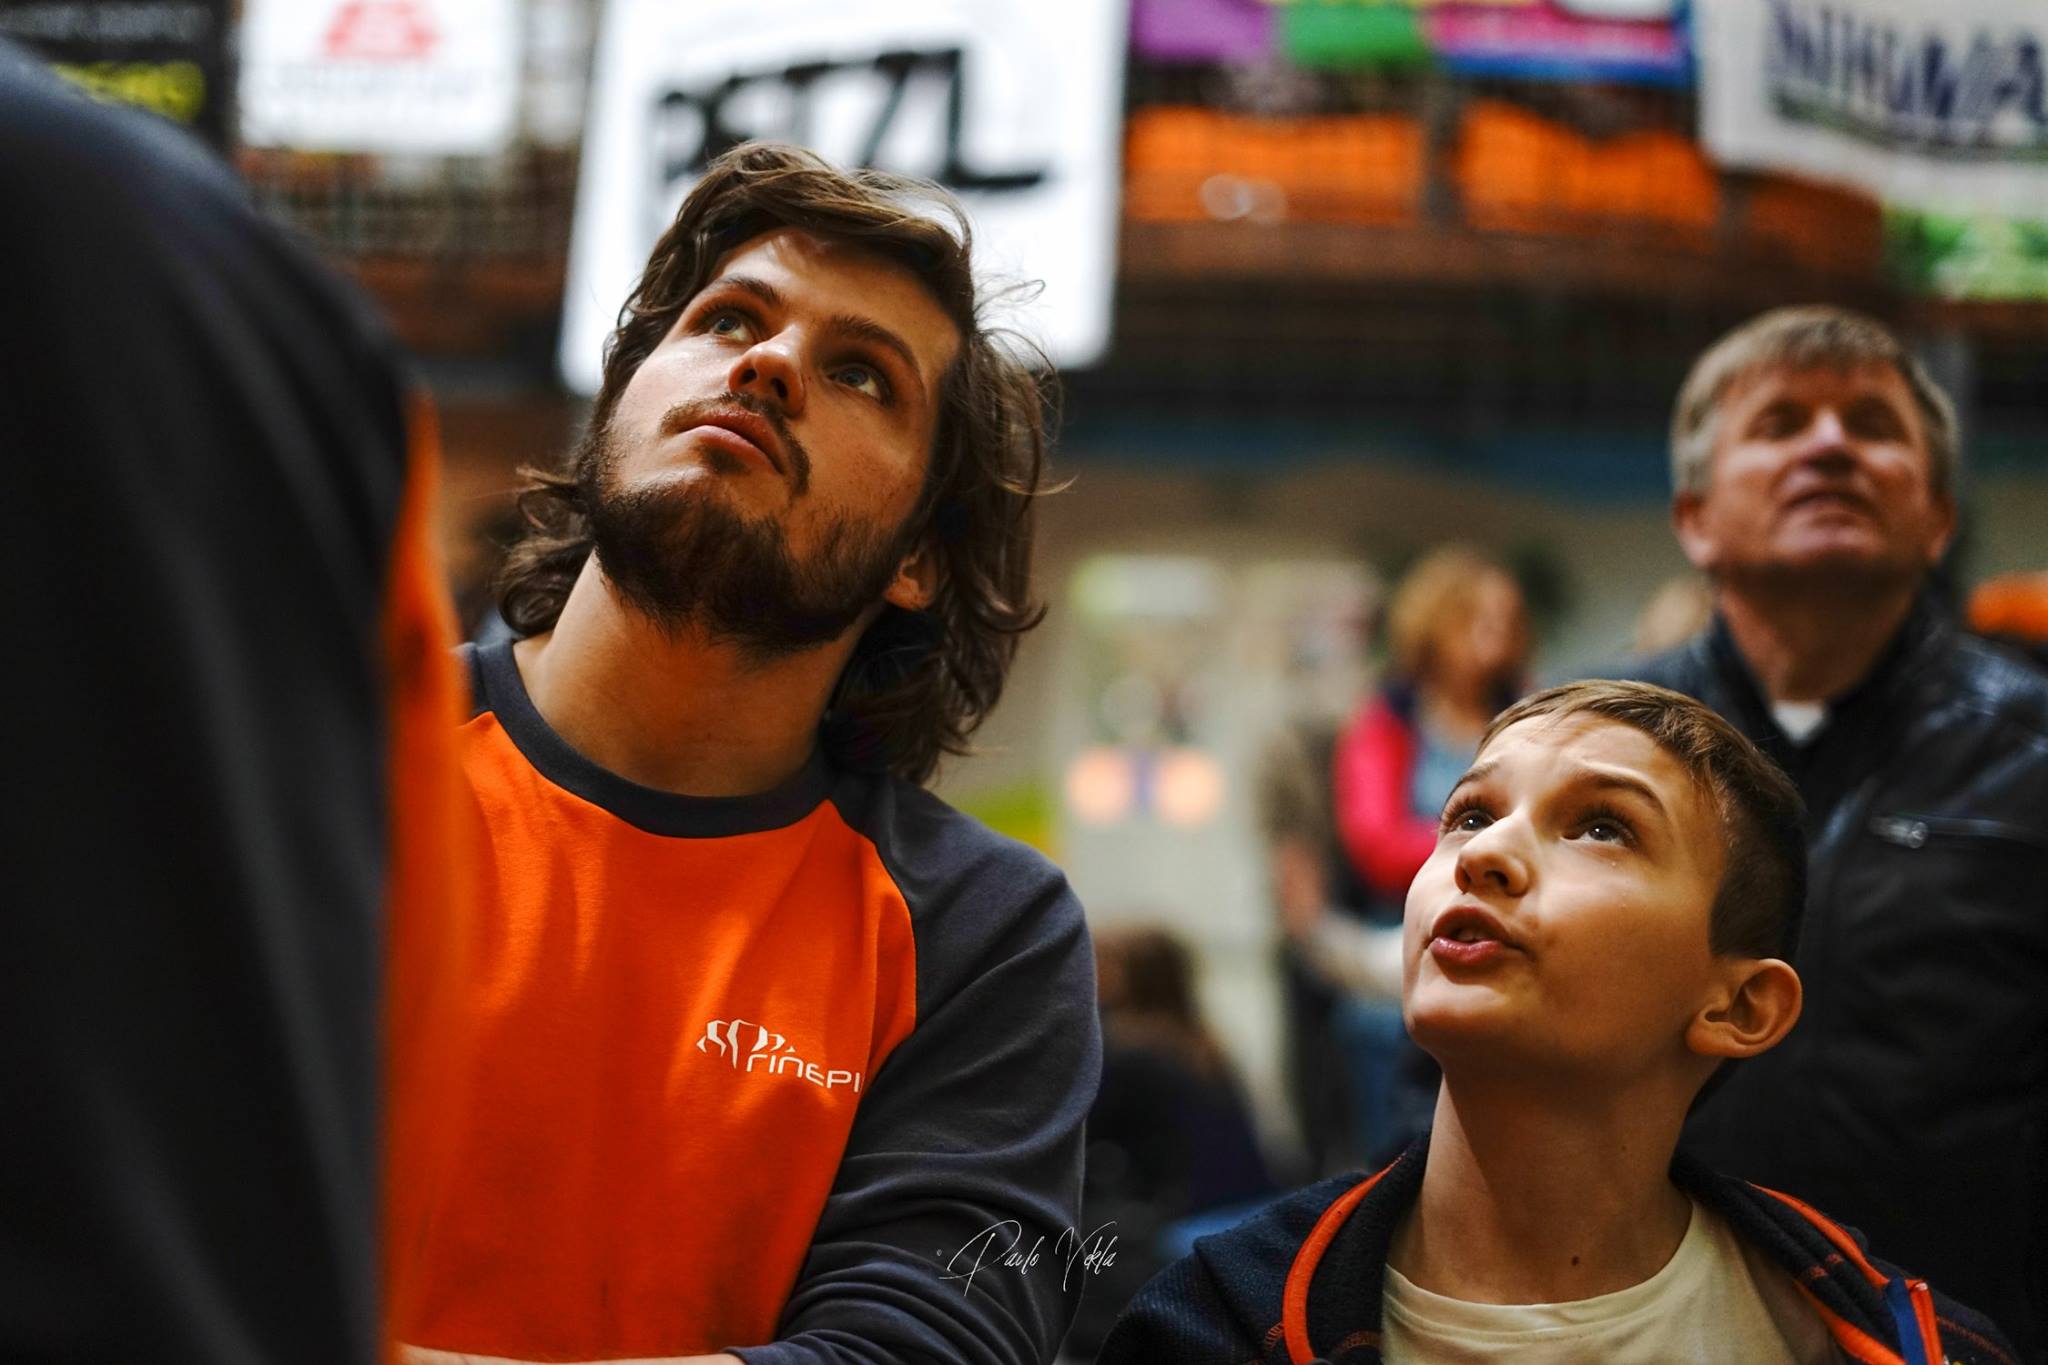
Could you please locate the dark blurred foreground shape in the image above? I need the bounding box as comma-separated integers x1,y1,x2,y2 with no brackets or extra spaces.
0,46,466,1365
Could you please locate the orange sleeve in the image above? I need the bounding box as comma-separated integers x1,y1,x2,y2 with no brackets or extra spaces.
376,394,478,1362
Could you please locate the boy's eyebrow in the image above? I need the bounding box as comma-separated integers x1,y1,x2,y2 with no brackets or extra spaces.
1569,764,1669,816
1448,759,1497,793
705,272,784,312
1444,759,1670,816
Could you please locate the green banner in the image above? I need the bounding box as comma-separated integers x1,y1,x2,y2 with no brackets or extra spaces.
1280,1,1431,70
1887,206,2048,301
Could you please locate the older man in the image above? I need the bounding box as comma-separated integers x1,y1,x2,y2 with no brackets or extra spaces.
1627,306,2048,1359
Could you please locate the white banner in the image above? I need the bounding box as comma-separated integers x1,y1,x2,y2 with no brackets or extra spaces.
559,0,1128,395
1698,0,2048,216
238,0,521,154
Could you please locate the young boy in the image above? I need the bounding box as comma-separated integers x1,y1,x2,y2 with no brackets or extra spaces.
1099,681,2017,1365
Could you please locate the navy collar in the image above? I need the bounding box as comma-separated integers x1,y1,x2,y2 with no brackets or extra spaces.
469,638,834,838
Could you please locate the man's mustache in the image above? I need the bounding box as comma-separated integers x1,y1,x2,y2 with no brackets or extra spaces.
659,394,812,494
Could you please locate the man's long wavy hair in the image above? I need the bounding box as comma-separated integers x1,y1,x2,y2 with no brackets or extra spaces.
497,143,1056,786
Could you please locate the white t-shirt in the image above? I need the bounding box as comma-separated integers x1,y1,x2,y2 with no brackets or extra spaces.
1381,1201,1843,1363
1770,699,1829,744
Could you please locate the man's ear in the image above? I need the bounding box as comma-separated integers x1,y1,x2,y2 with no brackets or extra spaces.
1924,488,1959,569
881,541,938,613
1671,492,1715,574
1687,958,1802,1061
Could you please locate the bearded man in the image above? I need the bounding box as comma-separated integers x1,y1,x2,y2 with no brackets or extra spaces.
387,145,1099,1365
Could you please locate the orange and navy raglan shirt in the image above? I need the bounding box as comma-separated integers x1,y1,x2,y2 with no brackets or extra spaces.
388,637,1101,1364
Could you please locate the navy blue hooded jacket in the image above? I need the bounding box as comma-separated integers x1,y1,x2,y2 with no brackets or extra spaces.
1100,1138,2018,1365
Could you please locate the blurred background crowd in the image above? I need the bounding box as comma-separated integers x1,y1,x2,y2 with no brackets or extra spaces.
11,0,2048,1352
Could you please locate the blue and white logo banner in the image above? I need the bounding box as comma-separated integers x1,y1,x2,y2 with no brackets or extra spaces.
1698,0,2048,216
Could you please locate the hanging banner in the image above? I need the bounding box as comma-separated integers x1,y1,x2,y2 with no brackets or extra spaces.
1697,0,2048,217
1130,0,1273,65
560,0,1128,394
1887,202,2048,300
0,0,232,147
1427,0,1689,86
238,0,521,154
1278,1,1430,72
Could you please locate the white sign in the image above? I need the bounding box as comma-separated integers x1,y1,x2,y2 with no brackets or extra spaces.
559,0,1129,394
1698,0,2048,216
239,0,521,154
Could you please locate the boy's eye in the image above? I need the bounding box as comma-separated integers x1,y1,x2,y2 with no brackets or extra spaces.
1441,800,1492,835
1575,808,1636,845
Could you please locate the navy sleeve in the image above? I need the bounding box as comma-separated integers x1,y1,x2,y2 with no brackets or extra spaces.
734,786,1102,1365
1096,1253,1266,1365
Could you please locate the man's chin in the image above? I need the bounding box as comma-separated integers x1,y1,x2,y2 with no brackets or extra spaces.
1732,543,1924,593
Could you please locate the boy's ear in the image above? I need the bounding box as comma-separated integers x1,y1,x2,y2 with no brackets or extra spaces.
1687,958,1802,1061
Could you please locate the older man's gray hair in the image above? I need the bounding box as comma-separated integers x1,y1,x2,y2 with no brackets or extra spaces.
1670,305,1960,499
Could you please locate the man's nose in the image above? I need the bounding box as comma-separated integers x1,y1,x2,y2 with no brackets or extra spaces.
728,338,805,415
1798,407,1853,459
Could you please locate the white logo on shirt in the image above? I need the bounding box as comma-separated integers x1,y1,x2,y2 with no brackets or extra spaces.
695,1017,863,1093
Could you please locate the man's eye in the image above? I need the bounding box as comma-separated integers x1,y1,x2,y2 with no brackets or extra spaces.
832,363,888,401
1755,403,1807,438
705,310,750,339
1846,402,1904,440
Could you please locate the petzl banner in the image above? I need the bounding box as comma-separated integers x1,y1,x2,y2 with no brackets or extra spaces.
1698,0,2048,216
560,0,1128,394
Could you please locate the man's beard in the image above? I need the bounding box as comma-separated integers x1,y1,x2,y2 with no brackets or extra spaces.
575,403,920,663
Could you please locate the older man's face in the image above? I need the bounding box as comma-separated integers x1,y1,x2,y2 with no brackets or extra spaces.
1674,363,1955,592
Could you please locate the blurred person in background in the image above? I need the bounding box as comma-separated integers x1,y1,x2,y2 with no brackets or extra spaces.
1332,547,1531,912
1626,304,2048,1360
0,46,467,1365
1274,548,1530,1168
389,144,1098,1365
1066,925,1273,1359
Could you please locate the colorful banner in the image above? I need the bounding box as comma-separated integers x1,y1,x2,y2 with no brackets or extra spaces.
1426,0,1688,85
238,0,522,154
1130,0,1273,64
0,0,233,147
1888,203,2048,300
1280,2,1430,71
1698,0,2048,217
561,0,1128,393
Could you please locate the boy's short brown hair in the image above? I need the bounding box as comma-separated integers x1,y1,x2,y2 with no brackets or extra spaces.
1479,680,1806,960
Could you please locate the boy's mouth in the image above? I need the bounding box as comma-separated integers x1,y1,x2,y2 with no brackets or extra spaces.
1426,905,1522,968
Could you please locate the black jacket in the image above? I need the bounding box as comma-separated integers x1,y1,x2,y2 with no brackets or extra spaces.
1099,1138,2019,1365
1624,597,2048,1361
